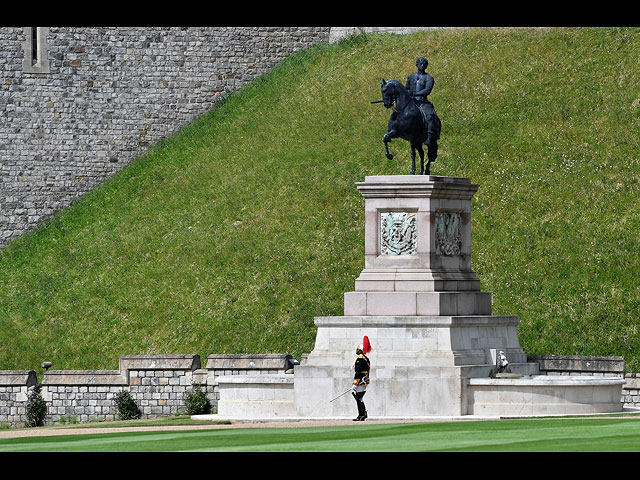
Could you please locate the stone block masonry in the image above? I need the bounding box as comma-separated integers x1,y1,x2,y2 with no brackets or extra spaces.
0,354,294,427
528,354,640,410
0,27,331,247
0,371,38,426
0,353,637,427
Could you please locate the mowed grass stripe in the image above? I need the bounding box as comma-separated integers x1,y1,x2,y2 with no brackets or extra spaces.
2,418,640,452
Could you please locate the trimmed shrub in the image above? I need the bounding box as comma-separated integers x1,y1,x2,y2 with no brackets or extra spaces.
184,384,211,415
113,390,140,420
25,385,47,427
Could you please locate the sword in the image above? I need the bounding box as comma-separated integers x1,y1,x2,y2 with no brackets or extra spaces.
330,386,354,402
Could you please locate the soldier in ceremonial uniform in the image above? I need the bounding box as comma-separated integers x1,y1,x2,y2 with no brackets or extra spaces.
352,336,371,421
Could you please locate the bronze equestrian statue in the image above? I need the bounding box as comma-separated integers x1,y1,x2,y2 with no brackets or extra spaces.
373,57,442,175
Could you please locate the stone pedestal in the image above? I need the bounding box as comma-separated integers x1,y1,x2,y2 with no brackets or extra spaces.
353,175,480,292
294,176,533,418
207,174,623,420
344,176,490,313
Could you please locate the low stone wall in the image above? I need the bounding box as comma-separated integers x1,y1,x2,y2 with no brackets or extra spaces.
1,353,637,427
0,353,294,428
42,370,127,422
468,375,625,416
200,354,296,408
0,371,38,426
622,374,640,408
216,374,295,419
527,354,640,409
527,355,625,377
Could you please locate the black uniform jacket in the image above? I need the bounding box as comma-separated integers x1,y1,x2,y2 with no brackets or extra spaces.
354,354,370,385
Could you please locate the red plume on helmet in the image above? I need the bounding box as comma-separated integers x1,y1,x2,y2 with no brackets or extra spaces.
362,336,372,355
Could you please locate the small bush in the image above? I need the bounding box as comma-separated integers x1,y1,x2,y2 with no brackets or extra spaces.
58,414,79,425
184,384,211,415
25,385,47,427
113,390,140,420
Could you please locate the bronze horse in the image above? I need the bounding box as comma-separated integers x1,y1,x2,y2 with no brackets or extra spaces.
378,79,440,175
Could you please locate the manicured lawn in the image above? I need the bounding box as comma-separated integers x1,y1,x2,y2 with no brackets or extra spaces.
2,417,640,452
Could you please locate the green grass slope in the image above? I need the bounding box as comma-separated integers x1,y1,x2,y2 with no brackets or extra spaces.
1,27,639,373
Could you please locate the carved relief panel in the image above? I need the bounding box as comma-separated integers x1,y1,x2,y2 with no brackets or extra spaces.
435,212,462,256
380,212,417,255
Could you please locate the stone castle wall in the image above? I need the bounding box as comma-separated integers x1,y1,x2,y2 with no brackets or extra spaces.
0,27,331,247
1,26,465,248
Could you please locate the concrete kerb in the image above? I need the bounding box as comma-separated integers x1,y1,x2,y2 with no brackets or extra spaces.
192,407,640,424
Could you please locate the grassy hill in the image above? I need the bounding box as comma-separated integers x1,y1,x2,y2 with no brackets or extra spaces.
1,27,639,374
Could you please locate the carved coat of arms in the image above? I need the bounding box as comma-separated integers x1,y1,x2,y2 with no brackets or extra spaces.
380,212,417,255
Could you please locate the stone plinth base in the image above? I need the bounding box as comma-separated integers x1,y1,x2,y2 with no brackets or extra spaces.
307,315,528,367
345,291,492,316
293,313,531,418
467,376,625,416
216,374,295,418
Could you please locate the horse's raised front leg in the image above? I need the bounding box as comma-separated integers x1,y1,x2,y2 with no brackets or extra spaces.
383,130,398,160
